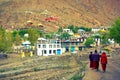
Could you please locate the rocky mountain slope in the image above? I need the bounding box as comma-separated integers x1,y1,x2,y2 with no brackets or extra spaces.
0,0,120,32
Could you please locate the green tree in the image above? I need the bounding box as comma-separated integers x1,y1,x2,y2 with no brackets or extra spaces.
68,25,79,33
73,27,79,33
14,32,21,46
0,27,6,52
5,32,13,51
28,28,39,45
98,29,109,46
45,34,52,39
84,37,95,48
79,26,91,32
0,27,13,52
58,27,63,33
18,29,28,37
59,32,71,40
101,35,109,46
68,25,74,31
12,30,18,38
109,17,120,44
38,31,44,37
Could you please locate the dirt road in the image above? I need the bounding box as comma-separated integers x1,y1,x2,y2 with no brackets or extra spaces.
83,54,120,80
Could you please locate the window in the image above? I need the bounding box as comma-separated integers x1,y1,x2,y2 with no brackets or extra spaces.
38,45,41,48
76,42,78,45
43,45,46,48
49,50,52,54
49,45,52,48
72,42,74,45
53,50,56,54
53,45,56,48
57,45,60,48
44,50,47,54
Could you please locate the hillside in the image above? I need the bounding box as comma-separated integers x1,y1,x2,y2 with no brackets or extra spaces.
0,0,120,32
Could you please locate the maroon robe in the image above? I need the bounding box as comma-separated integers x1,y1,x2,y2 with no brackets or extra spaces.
101,52,108,72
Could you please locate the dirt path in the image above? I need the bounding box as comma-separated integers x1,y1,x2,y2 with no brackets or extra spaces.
83,54,120,80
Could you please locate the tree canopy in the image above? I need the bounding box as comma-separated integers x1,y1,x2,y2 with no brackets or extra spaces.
68,25,79,33
84,37,95,48
28,28,40,45
109,17,120,44
0,27,13,52
79,26,91,32
59,32,71,40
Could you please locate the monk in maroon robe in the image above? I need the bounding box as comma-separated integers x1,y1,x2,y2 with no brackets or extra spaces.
89,52,93,69
93,50,100,71
100,52,108,72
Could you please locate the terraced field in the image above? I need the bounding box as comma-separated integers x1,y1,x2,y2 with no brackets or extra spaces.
0,53,87,80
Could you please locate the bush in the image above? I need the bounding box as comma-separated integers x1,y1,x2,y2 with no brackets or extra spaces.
70,74,82,80
103,48,110,54
33,67,40,71
0,69,6,72
84,37,95,48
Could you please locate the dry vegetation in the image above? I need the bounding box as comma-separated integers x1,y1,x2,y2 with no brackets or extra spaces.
0,53,88,80
0,0,120,32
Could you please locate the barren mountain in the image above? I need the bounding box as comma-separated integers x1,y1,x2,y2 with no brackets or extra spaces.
0,0,120,32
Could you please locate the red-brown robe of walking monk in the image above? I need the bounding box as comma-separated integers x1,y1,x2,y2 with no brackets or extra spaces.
93,50,100,70
101,52,108,72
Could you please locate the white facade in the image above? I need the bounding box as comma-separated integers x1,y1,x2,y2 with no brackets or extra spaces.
37,38,63,56
92,28,101,33
95,38,101,46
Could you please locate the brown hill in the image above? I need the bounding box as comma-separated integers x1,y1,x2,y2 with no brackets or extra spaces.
0,0,120,32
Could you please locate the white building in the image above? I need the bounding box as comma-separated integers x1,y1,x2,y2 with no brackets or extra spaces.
92,26,110,33
37,38,63,56
92,28,101,33
63,29,74,35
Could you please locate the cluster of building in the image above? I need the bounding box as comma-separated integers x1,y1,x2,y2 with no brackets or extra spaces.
36,28,88,56
17,26,114,57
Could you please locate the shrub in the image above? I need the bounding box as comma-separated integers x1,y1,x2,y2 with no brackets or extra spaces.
33,67,40,71
0,69,6,72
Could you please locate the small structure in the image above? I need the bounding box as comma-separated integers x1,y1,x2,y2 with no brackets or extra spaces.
22,41,31,49
27,20,33,26
37,38,63,56
21,41,33,57
40,10,51,16
24,34,29,38
63,29,74,35
37,23,44,31
78,29,85,36
92,28,101,33
45,16,59,22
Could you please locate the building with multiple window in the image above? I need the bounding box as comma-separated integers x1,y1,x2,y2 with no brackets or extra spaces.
37,38,63,56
